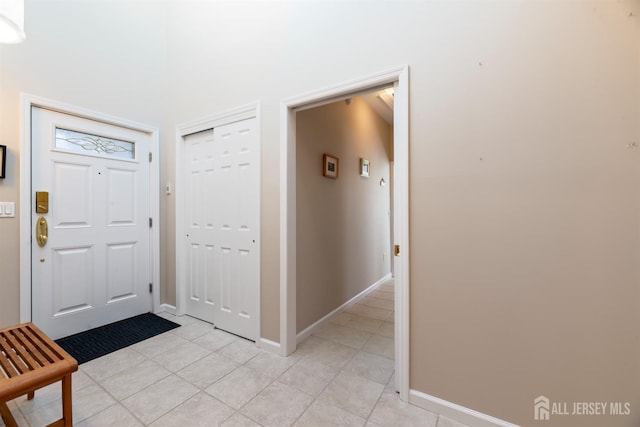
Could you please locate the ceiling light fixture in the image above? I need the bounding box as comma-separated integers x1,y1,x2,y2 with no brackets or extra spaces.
0,0,25,43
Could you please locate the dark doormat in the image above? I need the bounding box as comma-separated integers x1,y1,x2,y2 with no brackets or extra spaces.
54,313,180,364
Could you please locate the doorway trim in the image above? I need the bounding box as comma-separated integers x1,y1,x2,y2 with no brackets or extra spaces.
175,102,262,342
19,93,161,322
280,65,410,400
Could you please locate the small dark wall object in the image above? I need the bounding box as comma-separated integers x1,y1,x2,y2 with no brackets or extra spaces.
0,145,5,179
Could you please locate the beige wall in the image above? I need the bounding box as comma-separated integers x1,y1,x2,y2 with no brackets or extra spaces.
0,1,638,426
296,97,392,332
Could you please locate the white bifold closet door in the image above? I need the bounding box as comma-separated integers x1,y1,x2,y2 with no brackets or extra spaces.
183,118,259,341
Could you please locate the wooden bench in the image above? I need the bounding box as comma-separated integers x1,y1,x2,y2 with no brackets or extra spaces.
0,322,78,427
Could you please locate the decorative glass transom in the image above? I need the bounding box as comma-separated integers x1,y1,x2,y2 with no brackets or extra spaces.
55,128,135,160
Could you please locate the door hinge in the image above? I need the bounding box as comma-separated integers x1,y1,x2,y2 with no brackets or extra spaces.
149,217,153,228
149,283,153,293
394,245,400,256
148,152,152,162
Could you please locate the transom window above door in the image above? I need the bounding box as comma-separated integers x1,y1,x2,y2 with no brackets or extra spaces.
55,127,135,160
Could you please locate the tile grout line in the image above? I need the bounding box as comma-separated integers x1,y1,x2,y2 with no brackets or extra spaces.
89,355,180,427
197,333,276,425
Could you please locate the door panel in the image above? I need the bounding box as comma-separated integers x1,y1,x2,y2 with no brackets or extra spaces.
189,243,202,299
106,242,137,302
203,245,216,306
220,246,232,312
52,246,93,315
53,162,92,227
236,249,252,318
32,107,152,339
184,118,259,340
107,168,137,225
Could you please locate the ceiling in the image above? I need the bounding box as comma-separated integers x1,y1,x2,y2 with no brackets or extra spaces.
361,88,394,125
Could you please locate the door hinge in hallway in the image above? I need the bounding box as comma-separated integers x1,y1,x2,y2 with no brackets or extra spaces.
149,152,152,162
149,217,152,228
149,283,153,293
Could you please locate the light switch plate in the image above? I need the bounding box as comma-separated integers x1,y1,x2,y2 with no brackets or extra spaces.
0,202,16,217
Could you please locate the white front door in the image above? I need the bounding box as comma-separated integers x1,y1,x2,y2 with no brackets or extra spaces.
183,118,259,341
31,107,152,340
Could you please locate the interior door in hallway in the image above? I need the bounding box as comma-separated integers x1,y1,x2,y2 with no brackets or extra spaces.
31,107,152,340
183,118,259,341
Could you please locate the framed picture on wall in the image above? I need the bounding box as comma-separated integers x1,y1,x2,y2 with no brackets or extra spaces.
0,145,6,179
360,158,370,177
323,154,339,179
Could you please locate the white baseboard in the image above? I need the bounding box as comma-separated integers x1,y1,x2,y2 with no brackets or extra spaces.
158,304,177,315
259,338,282,355
296,273,393,344
409,390,520,427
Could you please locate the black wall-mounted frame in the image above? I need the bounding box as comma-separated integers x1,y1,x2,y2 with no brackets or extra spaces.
0,145,6,179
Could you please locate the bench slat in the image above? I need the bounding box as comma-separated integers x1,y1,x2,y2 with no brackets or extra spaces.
27,324,67,361
9,328,51,368
21,327,60,365
0,335,20,379
0,333,30,375
5,330,42,372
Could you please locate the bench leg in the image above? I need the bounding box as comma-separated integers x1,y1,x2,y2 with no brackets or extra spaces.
0,401,18,427
61,373,73,427
45,374,74,427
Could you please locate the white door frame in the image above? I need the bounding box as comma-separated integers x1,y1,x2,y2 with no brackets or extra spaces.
19,93,161,323
280,65,410,401
175,102,261,341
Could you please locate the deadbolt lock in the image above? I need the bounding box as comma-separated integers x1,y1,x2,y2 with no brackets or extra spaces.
35,191,49,213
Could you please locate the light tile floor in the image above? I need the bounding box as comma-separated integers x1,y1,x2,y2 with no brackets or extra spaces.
1,279,468,427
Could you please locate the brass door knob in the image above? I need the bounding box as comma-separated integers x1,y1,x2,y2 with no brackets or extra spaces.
36,216,48,247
